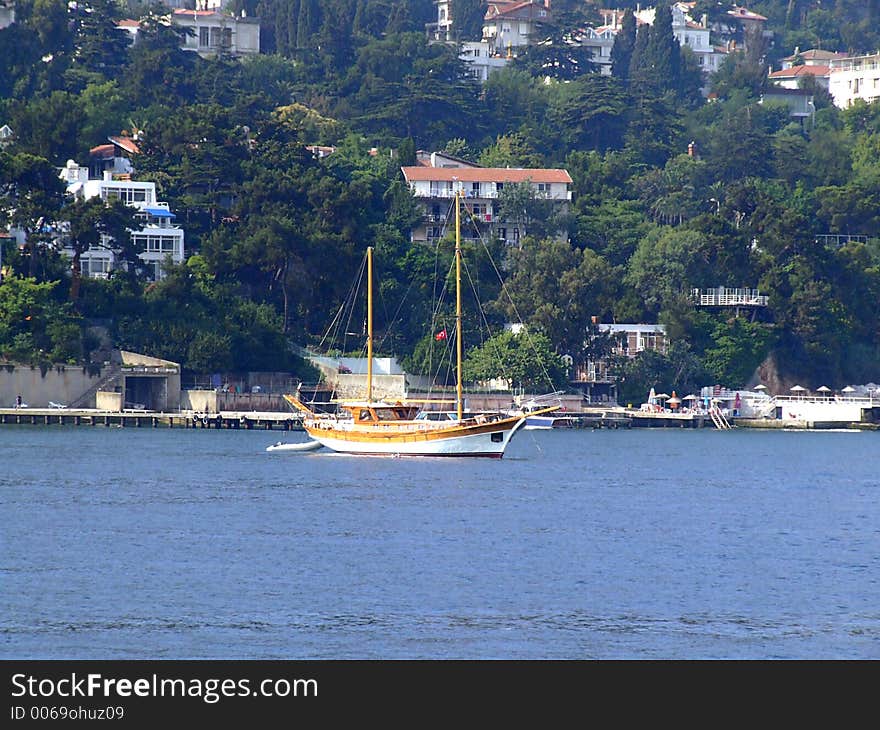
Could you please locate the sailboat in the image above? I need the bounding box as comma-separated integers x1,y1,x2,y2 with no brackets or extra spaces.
284,191,558,457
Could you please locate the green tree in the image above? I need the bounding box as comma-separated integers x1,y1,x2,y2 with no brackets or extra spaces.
610,8,637,82
702,317,775,387
0,276,83,364
450,0,486,41
0,152,66,279
62,196,139,304
462,329,566,390
555,74,630,152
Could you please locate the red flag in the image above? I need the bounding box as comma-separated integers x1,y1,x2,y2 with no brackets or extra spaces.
435,329,447,341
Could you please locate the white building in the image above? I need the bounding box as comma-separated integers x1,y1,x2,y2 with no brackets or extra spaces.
460,41,511,82
829,52,880,108
634,2,726,77
575,16,620,76
482,1,551,55
171,9,260,58
59,161,185,281
401,157,571,246
426,0,454,42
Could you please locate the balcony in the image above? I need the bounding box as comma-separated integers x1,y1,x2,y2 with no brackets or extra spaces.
691,287,768,307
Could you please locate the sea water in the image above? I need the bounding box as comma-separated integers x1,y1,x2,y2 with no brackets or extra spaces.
1,425,878,659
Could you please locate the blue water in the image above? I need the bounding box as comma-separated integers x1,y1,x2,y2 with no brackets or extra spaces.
1,425,878,659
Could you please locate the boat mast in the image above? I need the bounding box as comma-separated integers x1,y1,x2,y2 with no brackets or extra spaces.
455,190,463,421
367,246,373,403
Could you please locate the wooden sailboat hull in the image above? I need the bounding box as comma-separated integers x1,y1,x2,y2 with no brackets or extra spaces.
302,415,528,458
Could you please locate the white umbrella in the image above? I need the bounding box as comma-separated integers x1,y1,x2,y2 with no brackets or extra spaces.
654,393,670,399
789,385,806,392
682,394,698,401
816,386,831,395
841,386,856,393
754,384,767,391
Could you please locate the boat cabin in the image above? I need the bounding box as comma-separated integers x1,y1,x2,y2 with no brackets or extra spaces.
341,403,421,423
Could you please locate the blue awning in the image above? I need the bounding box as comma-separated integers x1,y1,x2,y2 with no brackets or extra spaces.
144,207,175,218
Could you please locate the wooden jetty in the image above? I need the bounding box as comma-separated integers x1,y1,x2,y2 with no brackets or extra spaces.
0,407,304,430
624,409,709,428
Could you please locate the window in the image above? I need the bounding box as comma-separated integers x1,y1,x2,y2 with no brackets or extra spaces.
133,234,179,254
199,27,209,47
102,186,150,205
495,182,504,192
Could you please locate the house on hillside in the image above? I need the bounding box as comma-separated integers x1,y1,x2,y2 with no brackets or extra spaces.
781,48,849,70
829,51,880,108
426,0,454,43
760,87,815,123
572,324,668,404
634,3,728,77
711,4,770,53
88,135,141,180
428,1,550,81
583,4,726,80
768,63,832,91
401,157,572,246
171,8,260,58
460,41,512,81
482,1,551,56
58,161,185,281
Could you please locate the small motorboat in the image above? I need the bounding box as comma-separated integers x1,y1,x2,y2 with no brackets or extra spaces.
266,439,323,453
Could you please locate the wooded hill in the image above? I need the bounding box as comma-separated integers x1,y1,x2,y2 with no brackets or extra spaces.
1,0,879,401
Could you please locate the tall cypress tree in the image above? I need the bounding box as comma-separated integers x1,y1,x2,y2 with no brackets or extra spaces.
610,8,636,83
296,0,318,50
645,1,680,94
629,22,651,94
286,0,300,55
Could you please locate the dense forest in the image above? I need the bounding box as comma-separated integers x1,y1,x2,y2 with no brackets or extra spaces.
1,0,879,401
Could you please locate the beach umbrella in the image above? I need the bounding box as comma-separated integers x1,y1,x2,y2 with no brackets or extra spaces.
841,386,856,393
754,384,767,391
648,386,656,404
667,391,681,408
816,386,831,397
682,394,698,401
654,393,670,399
789,385,806,394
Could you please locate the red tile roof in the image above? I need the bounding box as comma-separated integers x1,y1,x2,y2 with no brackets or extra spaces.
402,167,572,184
769,65,830,78
728,6,767,22
485,1,547,21
110,136,140,155
89,144,115,159
783,49,848,62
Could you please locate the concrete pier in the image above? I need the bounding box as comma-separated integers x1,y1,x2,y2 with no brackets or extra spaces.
0,408,304,430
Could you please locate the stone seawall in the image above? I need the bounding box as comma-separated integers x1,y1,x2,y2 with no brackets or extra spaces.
0,364,105,408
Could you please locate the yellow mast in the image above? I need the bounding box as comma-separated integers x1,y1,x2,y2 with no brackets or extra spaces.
366,246,373,403
455,190,463,421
